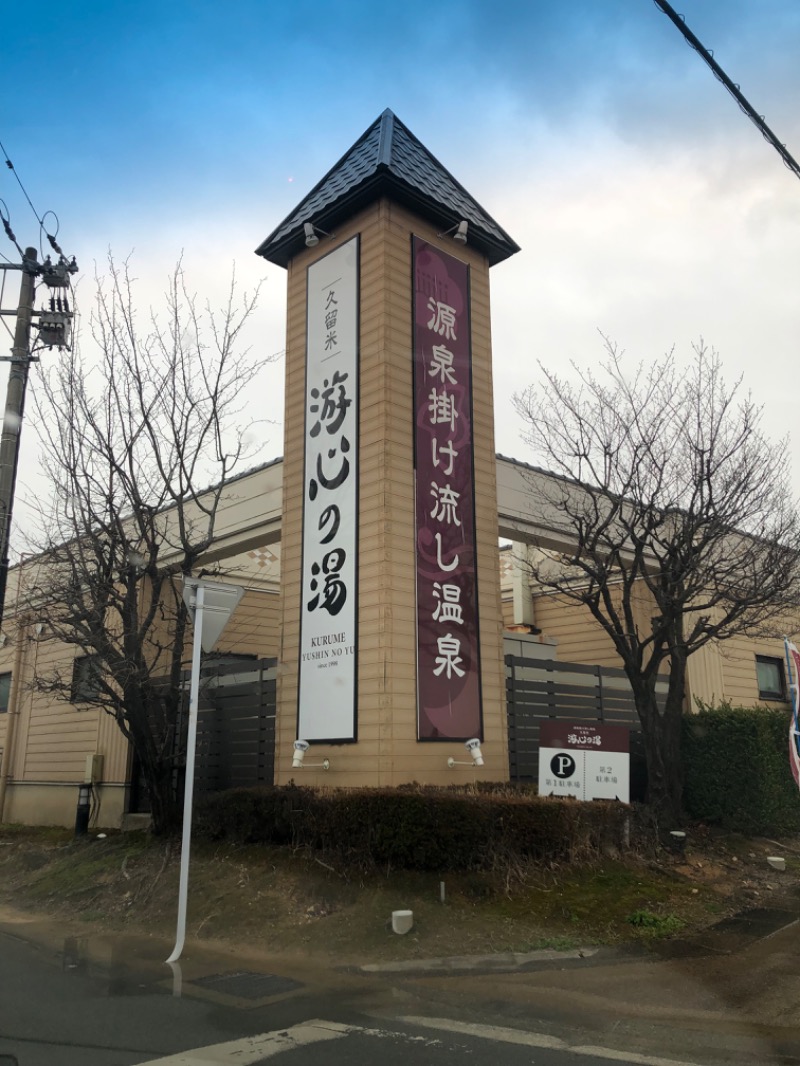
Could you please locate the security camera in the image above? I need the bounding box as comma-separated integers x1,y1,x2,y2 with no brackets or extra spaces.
292,739,309,769
465,738,484,766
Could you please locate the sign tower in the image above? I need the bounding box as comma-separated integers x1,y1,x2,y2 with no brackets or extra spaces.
256,110,519,784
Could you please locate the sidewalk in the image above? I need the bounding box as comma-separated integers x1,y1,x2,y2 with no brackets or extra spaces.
4,826,800,1066
3,894,800,1065
356,905,800,1064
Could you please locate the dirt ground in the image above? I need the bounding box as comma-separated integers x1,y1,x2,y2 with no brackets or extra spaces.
2,823,799,965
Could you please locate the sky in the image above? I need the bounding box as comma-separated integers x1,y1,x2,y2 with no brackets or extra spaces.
1,0,800,550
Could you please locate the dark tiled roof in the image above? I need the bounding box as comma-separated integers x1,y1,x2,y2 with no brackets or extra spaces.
255,109,520,268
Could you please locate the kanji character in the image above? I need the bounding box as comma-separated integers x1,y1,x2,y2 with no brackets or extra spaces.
428,388,458,432
308,437,350,500
432,437,458,477
427,298,457,340
309,370,351,437
433,633,465,679
429,344,456,385
430,481,461,526
307,547,347,616
432,582,463,625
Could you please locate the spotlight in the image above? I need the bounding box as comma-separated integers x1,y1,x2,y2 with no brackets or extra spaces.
303,222,334,248
447,738,485,769
465,738,484,766
453,220,468,244
292,739,330,771
438,219,469,244
292,739,309,768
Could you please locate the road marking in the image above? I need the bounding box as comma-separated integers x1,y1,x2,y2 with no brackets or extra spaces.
134,1014,703,1065
398,1016,702,1066
135,1019,350,1065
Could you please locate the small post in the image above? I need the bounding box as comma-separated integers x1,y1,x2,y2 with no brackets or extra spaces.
668,830,687,858
74,783,92,836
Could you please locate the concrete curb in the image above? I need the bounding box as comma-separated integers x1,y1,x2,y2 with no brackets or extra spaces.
358,946,599,974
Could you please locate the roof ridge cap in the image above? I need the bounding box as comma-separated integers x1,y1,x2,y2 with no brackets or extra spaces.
376,109,394,168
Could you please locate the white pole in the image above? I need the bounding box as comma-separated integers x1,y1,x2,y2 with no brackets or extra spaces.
166,583,205,964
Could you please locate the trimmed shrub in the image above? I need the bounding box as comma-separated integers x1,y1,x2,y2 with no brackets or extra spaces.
194,784,632,872
193,784,309,845
683,703,800,835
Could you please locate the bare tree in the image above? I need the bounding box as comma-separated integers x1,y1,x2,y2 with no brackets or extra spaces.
514,341,800,825
22,256,270,835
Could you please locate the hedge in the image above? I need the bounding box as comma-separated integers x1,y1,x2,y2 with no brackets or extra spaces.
193,784,633,872
683,703,800,835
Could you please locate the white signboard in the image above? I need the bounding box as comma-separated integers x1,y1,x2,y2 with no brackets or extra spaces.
298,236,359,741
182,577,244,652
538,722,630,803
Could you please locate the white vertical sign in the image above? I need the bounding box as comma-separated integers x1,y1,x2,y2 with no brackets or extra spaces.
298,236,359,741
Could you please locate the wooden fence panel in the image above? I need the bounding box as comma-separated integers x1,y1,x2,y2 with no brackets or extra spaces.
192,659,277,794
506,655,664,800
130,659,278,812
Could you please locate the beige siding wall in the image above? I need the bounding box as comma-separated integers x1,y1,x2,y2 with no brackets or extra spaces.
501,593,514,629
531,582,672,677
3,783,127,828
0,641,13,747
531,583,793,712
0,580,280,827
711,630,793,709
135,575,280,671
533,590,626,669
212,587,280,659
276,197,507,785
12,629,98,783
0,612,130,827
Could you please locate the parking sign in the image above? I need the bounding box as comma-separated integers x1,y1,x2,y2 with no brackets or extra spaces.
538,721,630,803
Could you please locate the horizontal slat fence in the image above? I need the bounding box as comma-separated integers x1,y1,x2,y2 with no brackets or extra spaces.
506,655,667,801
194,658,277,793
128,658,278,813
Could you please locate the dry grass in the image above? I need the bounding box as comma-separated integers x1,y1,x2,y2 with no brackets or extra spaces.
3,824,796,963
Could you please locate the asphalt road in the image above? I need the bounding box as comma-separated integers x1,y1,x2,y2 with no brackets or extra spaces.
0,926,671,1066
2,918,798,1066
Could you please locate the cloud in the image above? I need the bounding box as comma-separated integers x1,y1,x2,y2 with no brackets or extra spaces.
480,119,798,408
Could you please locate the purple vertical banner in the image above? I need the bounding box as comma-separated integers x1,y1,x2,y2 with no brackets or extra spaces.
412,236,482,740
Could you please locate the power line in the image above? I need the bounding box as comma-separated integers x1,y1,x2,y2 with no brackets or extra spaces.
0,198,25,259
0,268,13,341
0,136,46,229
38,209,61,262
0,215,13,266
0,136,74,258
653,0,800,183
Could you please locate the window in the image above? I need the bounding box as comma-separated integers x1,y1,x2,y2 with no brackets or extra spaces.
756,655,786,701
0,672,10,713
71,655,102,703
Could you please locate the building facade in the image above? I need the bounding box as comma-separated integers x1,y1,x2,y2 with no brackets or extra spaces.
0,112,794,827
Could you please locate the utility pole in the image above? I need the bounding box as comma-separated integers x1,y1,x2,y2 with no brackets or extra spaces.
0,241,75,629
0,247,37,628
